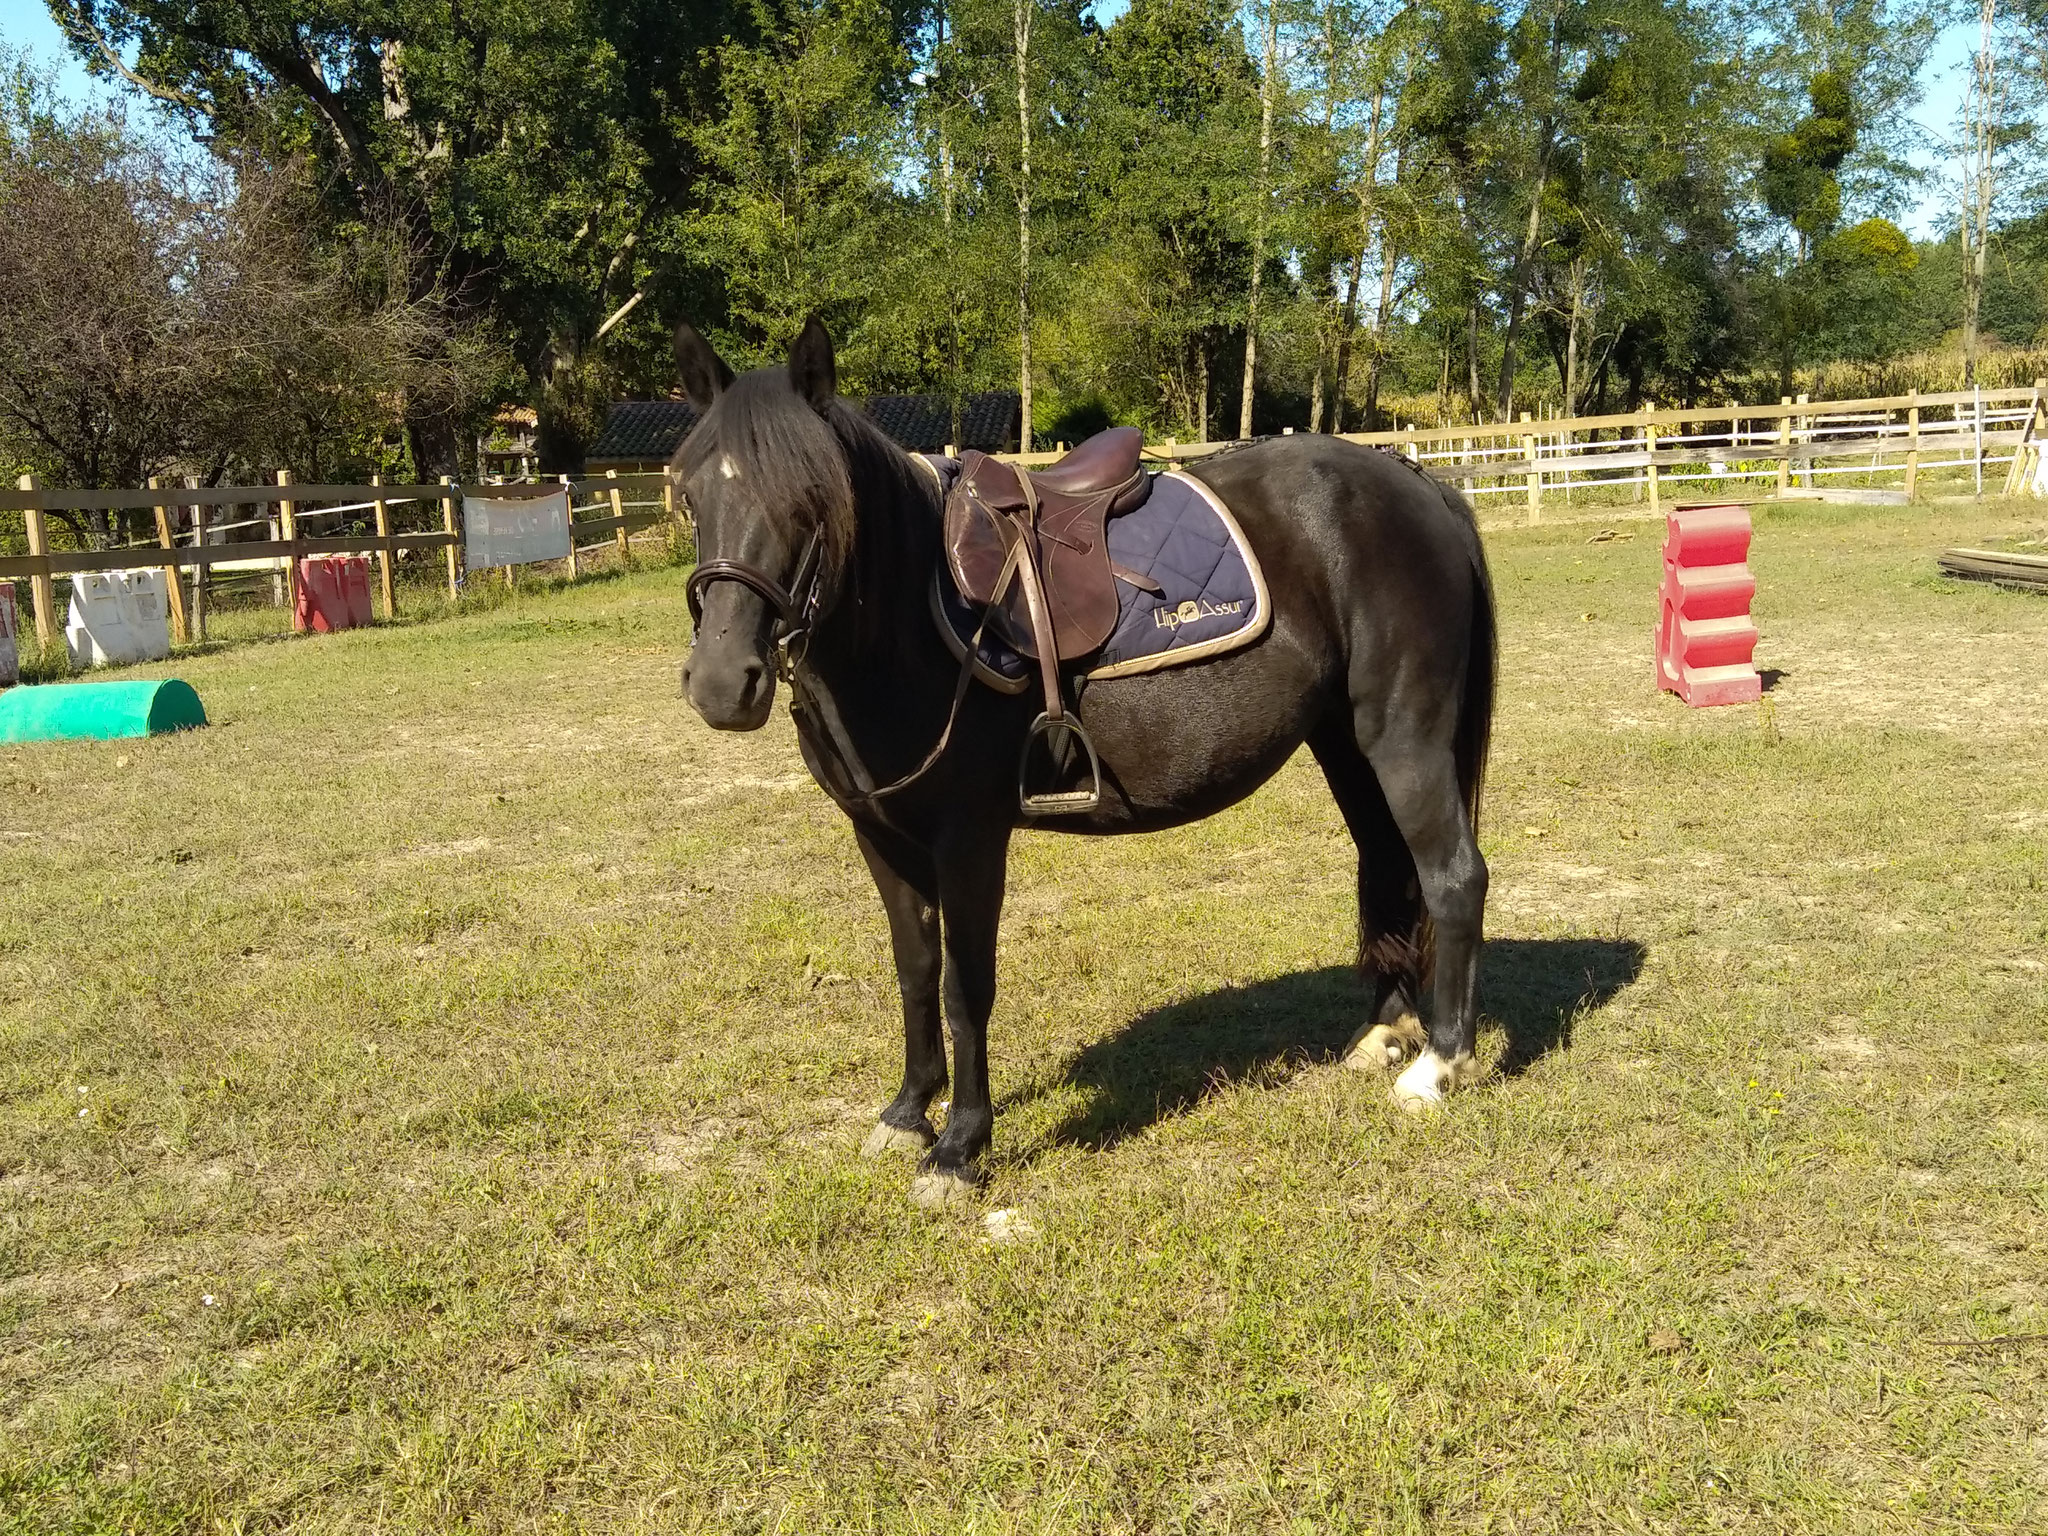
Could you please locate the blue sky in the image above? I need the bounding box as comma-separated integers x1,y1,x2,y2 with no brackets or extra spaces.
0,0,1986,240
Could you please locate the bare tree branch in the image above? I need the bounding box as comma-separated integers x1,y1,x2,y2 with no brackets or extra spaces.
61,16,214,117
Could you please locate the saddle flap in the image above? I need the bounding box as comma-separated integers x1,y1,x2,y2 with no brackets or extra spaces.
943,451,1025,610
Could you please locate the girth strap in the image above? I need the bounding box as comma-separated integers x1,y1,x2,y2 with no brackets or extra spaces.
1008,472,1068,728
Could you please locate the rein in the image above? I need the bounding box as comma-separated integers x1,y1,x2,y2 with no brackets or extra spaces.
686,508,1019,814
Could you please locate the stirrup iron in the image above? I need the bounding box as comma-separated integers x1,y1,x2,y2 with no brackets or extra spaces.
1018,713,1103,816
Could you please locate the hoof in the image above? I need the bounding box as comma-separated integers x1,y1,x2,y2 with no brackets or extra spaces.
861,1121,934,1159
907,1169,978,1212
1391,1049,1482,1113
1344,1014,1426,1072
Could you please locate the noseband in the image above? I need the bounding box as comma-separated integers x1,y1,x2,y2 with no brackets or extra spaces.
685,529,824,681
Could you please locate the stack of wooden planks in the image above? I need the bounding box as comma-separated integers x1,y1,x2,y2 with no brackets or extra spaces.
1937,547,2048,592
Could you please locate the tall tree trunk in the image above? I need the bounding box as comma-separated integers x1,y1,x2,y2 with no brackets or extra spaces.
1564,260,1583,415
1014,0,1034,451
1239,2,1278,440
1962,0,1999,388
1496,4,1564,421
938,8,963,451
1365,239,1397,430
1198,341,1210,443
1330,84,1386,435
1466,300,1481,414
1497,147,1552,420
1331,245,1363,432
945,134,962,448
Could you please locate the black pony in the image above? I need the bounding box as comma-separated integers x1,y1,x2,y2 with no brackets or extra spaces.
676,319,1496,1208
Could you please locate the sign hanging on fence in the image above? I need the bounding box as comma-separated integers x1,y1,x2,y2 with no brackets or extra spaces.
464,490,571,569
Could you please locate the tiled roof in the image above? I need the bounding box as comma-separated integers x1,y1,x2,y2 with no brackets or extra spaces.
585,391,1021,462
586,399,700,463
860,392,1022,453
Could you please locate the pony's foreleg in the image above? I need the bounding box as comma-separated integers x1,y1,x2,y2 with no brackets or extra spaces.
908,827,1010,1210
1365,746,1489,1111
854,824,946,1157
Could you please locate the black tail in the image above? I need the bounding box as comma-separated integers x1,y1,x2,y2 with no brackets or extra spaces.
1455,535,1497,836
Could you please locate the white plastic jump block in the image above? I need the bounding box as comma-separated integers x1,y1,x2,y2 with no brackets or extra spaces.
64,569,172,669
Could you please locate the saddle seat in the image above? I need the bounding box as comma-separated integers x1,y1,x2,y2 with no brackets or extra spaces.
1026,425,1146,497
943,427,1151,664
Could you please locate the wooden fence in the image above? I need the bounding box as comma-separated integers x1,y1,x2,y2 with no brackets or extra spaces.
0,470,678,656
1068,384,2045,520
4,383,2040,663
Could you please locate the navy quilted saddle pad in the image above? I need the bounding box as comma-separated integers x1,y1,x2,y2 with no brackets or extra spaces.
922,460,1270,690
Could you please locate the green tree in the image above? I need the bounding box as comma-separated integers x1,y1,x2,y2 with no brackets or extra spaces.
50,0,754,470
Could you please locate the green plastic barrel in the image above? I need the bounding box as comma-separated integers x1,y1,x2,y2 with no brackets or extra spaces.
0,680,207,743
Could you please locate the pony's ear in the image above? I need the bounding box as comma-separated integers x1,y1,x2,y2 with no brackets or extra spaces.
787,316,836,413
674,323,733,410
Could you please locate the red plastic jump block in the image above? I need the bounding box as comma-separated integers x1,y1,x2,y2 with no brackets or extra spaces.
294,555,374,633
1655,503,1761,707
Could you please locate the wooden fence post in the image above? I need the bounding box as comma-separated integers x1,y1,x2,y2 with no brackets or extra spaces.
18,473,57,656
1796,393,1811,488
1776,398,1792,497
188,479,208,641
1973,384,1985,497
561,474,579,579
149,475,189,643
608,469,628,561
372,473,398,620
661,474,688,554
1905,391,1920,500
440,475,460,600
277,469,301,620
1522,410,1540,524
1643,405,1660,514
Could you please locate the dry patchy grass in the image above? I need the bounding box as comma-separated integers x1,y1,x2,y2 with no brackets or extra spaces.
2,498,2045,1532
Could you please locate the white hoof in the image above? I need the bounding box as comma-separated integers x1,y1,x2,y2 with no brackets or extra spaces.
1391,1049,1481,1113
861,1121,933,1159
907,1170,978,1212
1343,1014,1426,1072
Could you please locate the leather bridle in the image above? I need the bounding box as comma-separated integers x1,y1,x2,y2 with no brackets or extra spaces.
682,514,1018,814
685,528,824,682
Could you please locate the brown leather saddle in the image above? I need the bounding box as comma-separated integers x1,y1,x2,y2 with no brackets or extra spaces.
943,427,1153,813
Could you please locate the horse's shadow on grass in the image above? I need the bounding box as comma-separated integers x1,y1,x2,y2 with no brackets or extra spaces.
1018,936,1646,1154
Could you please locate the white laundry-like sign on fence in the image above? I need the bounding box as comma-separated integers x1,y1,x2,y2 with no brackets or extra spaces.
463,490,572,570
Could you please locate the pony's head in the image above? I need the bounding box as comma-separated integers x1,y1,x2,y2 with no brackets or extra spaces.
674,317,855,731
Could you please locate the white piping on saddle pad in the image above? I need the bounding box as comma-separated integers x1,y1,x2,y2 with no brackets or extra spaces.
1081,470,1271,682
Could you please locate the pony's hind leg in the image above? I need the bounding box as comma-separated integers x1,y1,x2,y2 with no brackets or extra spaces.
1308,721,1428,1072
1362,742,1489,1111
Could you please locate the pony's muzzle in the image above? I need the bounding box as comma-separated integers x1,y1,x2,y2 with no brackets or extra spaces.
681,647,774,730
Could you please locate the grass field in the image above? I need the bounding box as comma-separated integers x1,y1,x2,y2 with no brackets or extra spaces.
3,496,2046,1532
